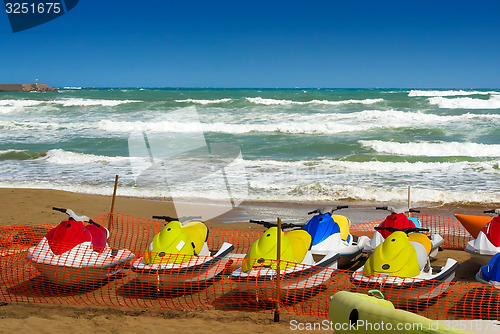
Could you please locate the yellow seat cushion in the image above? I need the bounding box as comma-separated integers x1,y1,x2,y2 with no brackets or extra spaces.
408,232,432,256
182,221,208,255
331,214,350,241
286,229,312,263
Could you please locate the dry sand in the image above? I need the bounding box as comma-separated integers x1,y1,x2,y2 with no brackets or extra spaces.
0,188,494,333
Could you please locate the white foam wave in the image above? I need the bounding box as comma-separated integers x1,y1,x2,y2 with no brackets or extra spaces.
0,149,25,155
0,100,46,113
97,109,500,135
174,98,233,104
62,87,82,90
245,97,383,106
55,98,141,107
1,180,498,206
40,149,134,165
409,90,495,97
360,140,500,157
428,95,500,109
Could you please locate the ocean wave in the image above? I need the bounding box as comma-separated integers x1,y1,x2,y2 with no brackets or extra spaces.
278,184,500,205
0,99,47,113
62,87,82,90
174,98,233,104
360,140,500,157
0,120,64,131
409,90,495,97
428,95,500,109
240,157,499,174
40,149,134,165
97,109,500,135
245,97,384,106
54,98,142,107
1,180,498,206
0,149,46,161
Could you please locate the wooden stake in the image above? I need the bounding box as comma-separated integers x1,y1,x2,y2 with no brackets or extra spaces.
274,217,281,322
108,175,119,231
407,185,411,217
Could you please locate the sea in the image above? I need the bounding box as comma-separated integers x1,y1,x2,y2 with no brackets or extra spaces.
1,88,500,207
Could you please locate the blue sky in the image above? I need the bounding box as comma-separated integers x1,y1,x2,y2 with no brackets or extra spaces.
1,0,499,88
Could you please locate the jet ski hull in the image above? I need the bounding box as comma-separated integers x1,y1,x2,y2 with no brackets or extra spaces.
26,238,135,286
131,242,234,290
231,252,339,301
351,258,458,300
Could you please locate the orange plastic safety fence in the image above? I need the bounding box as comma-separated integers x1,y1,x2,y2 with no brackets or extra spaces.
0,212,496,321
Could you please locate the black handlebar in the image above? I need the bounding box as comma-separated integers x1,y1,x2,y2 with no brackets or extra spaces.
484,209,496,214
249,219,298,229
375,226,429,234
52,207,100,227
375,206,420,213
153,215,203,223
307,205,349,215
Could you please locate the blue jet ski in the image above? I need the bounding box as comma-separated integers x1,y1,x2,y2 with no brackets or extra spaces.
476,252,500,288
301,206,369,267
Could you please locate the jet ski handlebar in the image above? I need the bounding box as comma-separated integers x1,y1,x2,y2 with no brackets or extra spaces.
152,215,203,223
249,219,300,229
484,209,500,215
52,207,100,227
374,226,429,234
375,206,420,214
307,205,349,215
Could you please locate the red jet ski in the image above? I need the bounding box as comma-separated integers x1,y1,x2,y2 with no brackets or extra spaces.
26,207,135,286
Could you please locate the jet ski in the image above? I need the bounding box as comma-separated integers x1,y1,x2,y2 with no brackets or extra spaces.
131,215,234,291
329,290,474,334
352,226,458,300
25,207,135,286
301,206,369,267
363,206,444,258
476,253,500,289
231,219,340,301
464,209,500,266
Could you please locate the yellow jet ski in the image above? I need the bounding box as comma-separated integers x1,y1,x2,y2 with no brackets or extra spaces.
351,227,458,300
231,220,340,301
329,290,473,333
131,215,234,290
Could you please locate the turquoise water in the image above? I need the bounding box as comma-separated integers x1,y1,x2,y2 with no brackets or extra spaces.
1,88,500,205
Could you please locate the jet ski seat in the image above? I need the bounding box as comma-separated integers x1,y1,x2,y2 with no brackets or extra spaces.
286,230,312,264
331,214,350,241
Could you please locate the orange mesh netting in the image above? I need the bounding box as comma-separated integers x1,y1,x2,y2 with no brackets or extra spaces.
0,212,497,320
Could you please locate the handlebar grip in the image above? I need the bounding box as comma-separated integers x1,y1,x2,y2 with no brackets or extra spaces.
52,207,66,213
484,209,496,214
88,219,101,227
152,216,179,222
376,206,388,210
337,205,349,209
307,210,318,215
409,209,421,213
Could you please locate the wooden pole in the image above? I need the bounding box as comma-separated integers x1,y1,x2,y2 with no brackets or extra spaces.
108,175,119,231
274,217,281,322
407,185,411,217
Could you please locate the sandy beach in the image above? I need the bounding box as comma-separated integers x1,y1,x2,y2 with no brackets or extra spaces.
0,188,496,333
